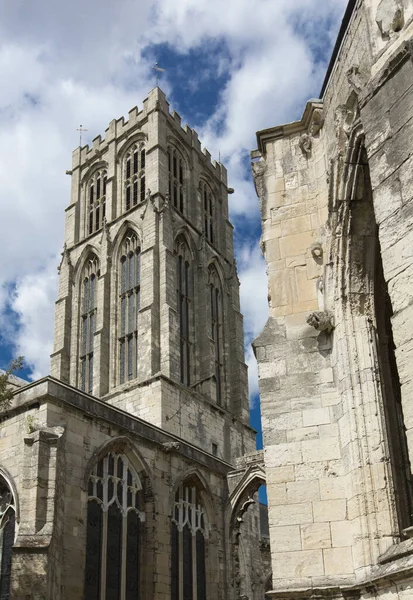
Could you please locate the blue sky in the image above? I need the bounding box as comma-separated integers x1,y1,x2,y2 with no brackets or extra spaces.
0,0,347,454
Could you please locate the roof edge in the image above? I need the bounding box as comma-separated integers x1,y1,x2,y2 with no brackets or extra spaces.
320,0,358,98
254,100,323,155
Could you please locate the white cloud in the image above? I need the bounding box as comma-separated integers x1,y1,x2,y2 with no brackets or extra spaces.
237,243,269,402
0,0,346,387
10,259,58,380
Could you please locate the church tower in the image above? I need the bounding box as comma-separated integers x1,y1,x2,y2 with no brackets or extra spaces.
51,87,253,462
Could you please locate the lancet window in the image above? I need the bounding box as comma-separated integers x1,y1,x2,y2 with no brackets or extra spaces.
80,255,99,394
201,181,214,244
0,476,16,600
88,169,107,235
171,482,207,600
176,238,192,386
168,147,185,213
84,452,145,600
209,267,224,406
119,232,141,384
124,143,145,212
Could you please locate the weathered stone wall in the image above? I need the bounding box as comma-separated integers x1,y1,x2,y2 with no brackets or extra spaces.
2,378,251,600
252,0,413,597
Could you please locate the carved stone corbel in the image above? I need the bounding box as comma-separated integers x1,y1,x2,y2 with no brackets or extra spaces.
251,159,267,204
299,133,312,157
376,0,404,40
306,310,335,333
309,108,324,136
162,441,180,453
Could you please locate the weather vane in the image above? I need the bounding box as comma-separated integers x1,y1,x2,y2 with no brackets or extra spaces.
153,62,165,87
77,124,88,146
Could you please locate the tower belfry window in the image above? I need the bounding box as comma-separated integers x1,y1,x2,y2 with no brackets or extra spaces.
176,239,192,386
88,170,107,235
84,452,145,600
80,255,99,394
119,231,141,384
171,482,207,600
0,476,16,600
124,143,145,213
168,147,185,213
209,267,224,406
201,181,214,244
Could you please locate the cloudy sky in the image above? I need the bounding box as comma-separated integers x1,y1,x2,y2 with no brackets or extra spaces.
0,0,347,446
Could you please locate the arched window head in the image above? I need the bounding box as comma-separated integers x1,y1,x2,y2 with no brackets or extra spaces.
84,452,145,600
176,238,193,386
124,143,145,213
201,181,214,244
119,231,141,384
88,169,107,235
80,255,99,394
0,475,16,600
171,481,207,600
208,266,224,406
168,146,185,213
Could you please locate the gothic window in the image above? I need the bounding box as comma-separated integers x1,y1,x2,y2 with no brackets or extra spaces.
88,169,107,235
168,147,185,213
119,232,141,384
201,181,214,244
124,143,145,212
0,475,16,600
84,452,145,600
208,267,224,406
171,483,207,600
176,238,192,386
80,255,99,394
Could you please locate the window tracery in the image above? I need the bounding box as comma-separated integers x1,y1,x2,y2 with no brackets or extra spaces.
124,143,145,212
171,482,207,600
168,147,185,213
176,238,192,386
88,169,107,235
119,231,141,384
84,452,145,600
0,475,16,600
80,255,99,394
208,266,224,406
201,181,214,244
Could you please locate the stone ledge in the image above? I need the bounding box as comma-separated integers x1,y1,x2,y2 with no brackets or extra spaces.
378,538,413,564
266,551,413,599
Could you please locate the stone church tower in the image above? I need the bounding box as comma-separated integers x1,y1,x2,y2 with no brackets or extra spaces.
50,86,251,460
0,88,267,600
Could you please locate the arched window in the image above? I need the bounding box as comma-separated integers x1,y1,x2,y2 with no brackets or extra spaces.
124,143,145,212
119,232,141,384
88,169,107,235
80,255,99,394
171,482,207,600
168,147,185,213
201,181,214,244
176,238,192,386
84,452,145,600
0,475,16,600
208,266,224,406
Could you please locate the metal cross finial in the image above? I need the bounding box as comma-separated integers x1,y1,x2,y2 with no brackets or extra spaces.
153,62,165,87
76,124,88,146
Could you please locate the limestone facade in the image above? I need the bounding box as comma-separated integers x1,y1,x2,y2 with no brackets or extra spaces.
0,88,268,599
252,0,413,597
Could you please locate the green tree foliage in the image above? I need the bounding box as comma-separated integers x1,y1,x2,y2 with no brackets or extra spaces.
0,356,24,410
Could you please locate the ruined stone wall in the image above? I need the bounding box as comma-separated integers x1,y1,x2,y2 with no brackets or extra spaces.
252,0,413,597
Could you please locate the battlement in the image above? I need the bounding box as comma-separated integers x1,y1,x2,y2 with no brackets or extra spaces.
72,87,227,184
